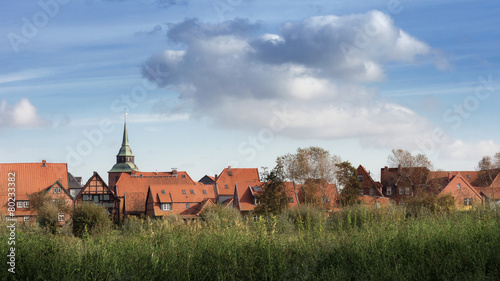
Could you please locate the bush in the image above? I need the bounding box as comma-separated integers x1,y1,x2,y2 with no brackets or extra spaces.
72,202,113,238
201,205,242,227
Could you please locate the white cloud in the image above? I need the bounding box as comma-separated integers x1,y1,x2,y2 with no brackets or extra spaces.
141,11,448,149
0,98,43,128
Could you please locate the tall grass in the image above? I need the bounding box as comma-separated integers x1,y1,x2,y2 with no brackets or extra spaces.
1,206,499,280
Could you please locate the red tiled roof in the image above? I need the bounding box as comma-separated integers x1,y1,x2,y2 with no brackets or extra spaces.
124,192,147,214
115,171,200,213
0,162,72,217
283,181,300,207
234,181,262,211
215,167,260,197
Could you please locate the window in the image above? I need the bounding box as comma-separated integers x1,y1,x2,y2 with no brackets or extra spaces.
103,194,110,201
399,187,403,195
405,187,410,195
203,189,207,194
387,186,392,196
224,184,229,189
161,190,166,194
53,187,61,193
58,213,65,222
358,175,363,181
186,203,190,209
17,201,29,209
375,202,381,209
360,188,364,195
228,172,233,176
162,203,172,211
467,175,471,178
190,190,195,194
182,190,186,194
457,183,461,189
464,198,473,206
289,197,294,203
83,195,90,201
23,216,30,222
182,175,186,178
70,190,76,197
94,196,99,203
369,188,374,196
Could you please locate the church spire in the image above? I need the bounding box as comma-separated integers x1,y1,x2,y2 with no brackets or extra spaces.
108,113,140,173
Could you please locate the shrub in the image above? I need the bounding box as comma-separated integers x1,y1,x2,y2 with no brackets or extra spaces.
201,205,242,227
72,202,113,238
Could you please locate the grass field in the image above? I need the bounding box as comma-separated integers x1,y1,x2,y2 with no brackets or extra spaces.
1,205,499,280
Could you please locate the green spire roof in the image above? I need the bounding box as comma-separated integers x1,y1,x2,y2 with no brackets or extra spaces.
109,117,140,173
117,119,133,157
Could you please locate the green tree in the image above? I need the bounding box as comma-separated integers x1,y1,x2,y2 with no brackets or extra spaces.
29,191,70,234
337,161,362,206
254,163,289,215
72,202,113,237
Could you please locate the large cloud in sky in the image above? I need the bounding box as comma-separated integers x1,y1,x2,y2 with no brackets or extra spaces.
142,10,447,149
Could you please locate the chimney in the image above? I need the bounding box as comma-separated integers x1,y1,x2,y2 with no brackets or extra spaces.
172,168,178,177
228,166,233,176
214,174,218,181
384,166,388,171
448,172,453,182
42,160,47,167
131,170,137,176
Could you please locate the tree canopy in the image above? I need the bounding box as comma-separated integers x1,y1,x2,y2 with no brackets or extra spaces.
277,146,341,184
254,163,289,215
337,161,362,206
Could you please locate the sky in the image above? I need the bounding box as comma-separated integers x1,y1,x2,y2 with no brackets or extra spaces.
1,0,499,183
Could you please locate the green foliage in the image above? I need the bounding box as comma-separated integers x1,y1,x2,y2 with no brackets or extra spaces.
279,204,326,232
29,191,70,234
72,202,113,237
337,161,362,206
254,163,289,215
405,192,456,216
201,204,243,227
2,208,500,280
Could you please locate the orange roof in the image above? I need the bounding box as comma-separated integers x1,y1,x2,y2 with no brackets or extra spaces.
359,195,391,206
149,184,215,204
124,192,147,214
234,181,262,211
116,171,200,214
0,162,69,200
215,167,260,197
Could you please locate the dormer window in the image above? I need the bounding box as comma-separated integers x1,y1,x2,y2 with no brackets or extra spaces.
190,190,195,194
17,201,29,209
358,175,363,181
203,190,207,194
161,203,172,211
224,184,229,189
182,190,186,195
161,190,166,194
457,183,461,189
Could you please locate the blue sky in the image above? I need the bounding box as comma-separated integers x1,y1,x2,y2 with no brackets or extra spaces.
1,0,499,182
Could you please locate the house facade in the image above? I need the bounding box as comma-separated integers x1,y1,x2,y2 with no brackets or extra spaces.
0,161,74,224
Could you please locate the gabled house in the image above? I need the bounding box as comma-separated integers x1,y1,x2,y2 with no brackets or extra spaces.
214,166,260,204
357,165,384,197
233,181,263,213
114,170,202,220
0,161,74,224
438,173,482,209
68,172,83,198
145,184,215,219
380,166,431,203
75,171,119,221
198,175,216,185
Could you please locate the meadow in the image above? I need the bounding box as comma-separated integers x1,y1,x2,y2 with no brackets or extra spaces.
1,205,499,281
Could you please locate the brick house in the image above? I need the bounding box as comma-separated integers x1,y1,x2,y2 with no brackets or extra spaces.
214,166,260,204
145,184,215,219
0,161,74,224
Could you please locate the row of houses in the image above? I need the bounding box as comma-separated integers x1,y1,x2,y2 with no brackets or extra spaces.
1,119,499,224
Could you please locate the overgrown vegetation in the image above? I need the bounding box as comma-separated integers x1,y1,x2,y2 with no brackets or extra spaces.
72,202,113,238
1,205,499,280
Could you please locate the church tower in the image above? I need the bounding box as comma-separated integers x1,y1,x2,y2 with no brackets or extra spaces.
108,116,140,189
